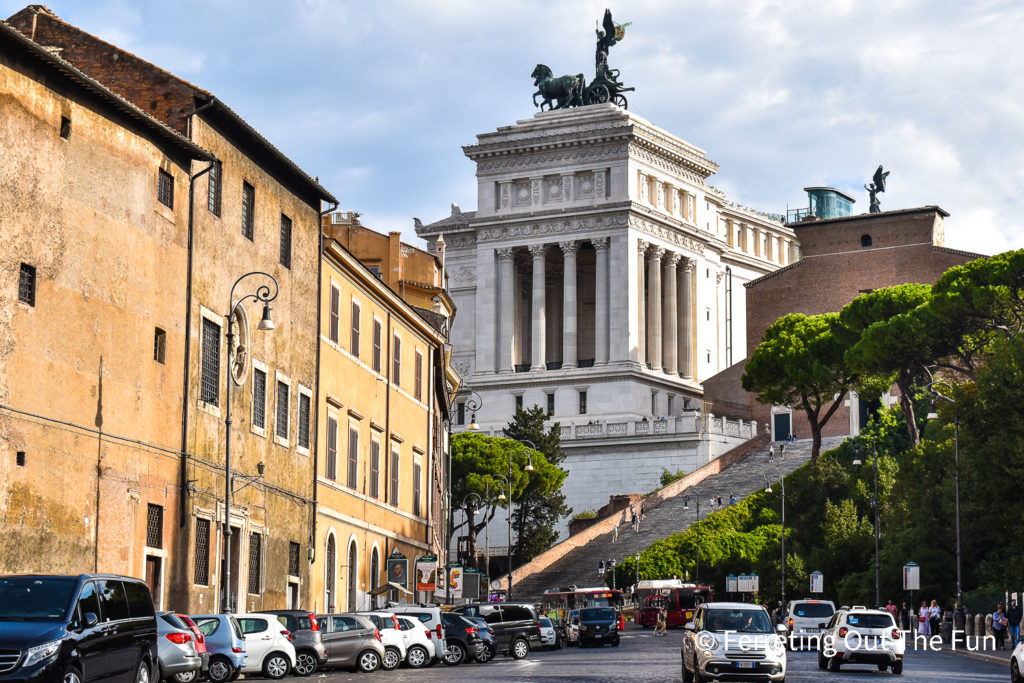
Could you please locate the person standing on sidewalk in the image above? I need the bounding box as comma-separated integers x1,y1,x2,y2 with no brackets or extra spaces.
993,604,1009,650
1007,599,1022,648
886,600,897,620
899,602,911,632
928,599,942,638
918,601,931,636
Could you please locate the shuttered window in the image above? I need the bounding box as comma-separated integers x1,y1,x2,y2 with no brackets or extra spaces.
326,417,338,480
347,428,359,489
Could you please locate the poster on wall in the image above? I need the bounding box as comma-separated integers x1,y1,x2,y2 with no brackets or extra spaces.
415,556,437,592
448,563,463,599
387,550,409,589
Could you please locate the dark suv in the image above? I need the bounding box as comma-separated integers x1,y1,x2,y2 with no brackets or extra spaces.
578,607,620,647
259,610,327,675
452,602,540,659
439,612,485,666
0,573,158,682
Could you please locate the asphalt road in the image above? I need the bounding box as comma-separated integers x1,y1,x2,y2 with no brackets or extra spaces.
286,626,1010,682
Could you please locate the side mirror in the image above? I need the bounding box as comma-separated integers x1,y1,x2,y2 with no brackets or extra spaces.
776,623,789,634
818,623,827,629
684,622,696,631
83,612,99,629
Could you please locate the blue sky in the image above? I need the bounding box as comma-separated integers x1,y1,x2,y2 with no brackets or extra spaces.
6,0,1024,255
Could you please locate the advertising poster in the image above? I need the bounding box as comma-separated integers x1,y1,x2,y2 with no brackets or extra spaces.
448,563,463,599
387,550,408,589
415,556,437,592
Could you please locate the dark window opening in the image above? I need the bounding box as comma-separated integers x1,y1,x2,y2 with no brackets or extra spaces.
456,402,465,426
276,381,289,440
247,533,262,594
207,161,222,216
514,395,523,412
200,318,220,406
288,542,301,576
194,518,210,585
252,368,267,430
414,352,423,401
861,234,873,247
153,328,166,364
60,116,71,140
157,169,174,208
18,263,36,307
280,214,292,268
298,393,311,450
146,504,163,549
241,182,255,240
393,335,402,384
413,462,422,516
351,302,361,357
16,451,26,467
546,393,555,416
329,286,340,343
579,390,588,415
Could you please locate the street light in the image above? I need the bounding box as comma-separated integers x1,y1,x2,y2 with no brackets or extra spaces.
852,440,880,608
925,376,962,608
222,271,278,613
763,468,786,607
502,441,536,601
683,498,701,584
464,391,483,432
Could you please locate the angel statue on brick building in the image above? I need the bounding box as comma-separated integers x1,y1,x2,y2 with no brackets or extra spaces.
865,165,890,213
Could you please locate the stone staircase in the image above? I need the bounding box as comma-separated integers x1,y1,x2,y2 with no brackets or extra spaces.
512,437,846,600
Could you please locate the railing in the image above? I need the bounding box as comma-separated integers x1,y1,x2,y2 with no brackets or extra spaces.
475,413,757,441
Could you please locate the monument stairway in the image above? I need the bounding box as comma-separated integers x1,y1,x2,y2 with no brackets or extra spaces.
512,437,846,601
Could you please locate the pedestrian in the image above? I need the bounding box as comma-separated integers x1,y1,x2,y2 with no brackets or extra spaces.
630,507,638,532
639,503,646,521
918,601,930,635
886,599,897,620
612,523,619,543
709,495,715,512
927,599,942,638
653,607,667,636
994,603,1009,650
716,495,723,510
598,560,605,577
768,445,775,461
1008,599,1022,648
899,601,911,632
729,493,737,506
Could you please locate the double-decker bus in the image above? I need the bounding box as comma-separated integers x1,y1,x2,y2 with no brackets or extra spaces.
635,582,712,628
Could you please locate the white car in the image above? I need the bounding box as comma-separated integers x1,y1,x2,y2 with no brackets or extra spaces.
817,607,904,674
567,610,580,645
1011,640,1024,683
396,615,435,668
681,602,787,682
539,616,559,649
389,605,447,660
234,613,296,680
785,598,836,649
357,611,407,670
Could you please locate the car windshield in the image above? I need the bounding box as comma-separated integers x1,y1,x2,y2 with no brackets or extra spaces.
792,603,834,618
0,577,76,620
704,609,773,633
846,614,894,629
540,618,552,627
580,608,616,621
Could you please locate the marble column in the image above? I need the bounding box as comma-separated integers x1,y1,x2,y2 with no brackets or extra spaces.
594,236,610,364
637,240,647,366
663,252,680,375
529,243,547,370
647,246,664,371
680,259,694,379
497,247,516,373
560,241,579,368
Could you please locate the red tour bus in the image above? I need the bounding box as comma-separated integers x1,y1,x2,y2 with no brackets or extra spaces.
637,582,712,628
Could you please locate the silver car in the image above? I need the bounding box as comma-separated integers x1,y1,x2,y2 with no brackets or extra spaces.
157,612,202,682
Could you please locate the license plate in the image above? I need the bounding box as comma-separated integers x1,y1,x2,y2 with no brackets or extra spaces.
594,633,603,638
805,628,819,633
734,662,756,669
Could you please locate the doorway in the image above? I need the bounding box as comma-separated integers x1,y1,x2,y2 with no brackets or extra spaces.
347,541,358,611
145,555,162,609
773,412,792,441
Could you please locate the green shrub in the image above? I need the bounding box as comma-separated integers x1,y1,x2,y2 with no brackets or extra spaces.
660,468,687,486
571,510,598,521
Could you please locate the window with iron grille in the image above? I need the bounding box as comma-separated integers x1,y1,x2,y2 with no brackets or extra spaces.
153,328,166,364
413,462,422,516
18,263,36,307
194,518,210,585
279,213,292,269
241,182,255,240
200,318,220,405
288,541,301,576
392,335,401,385
252,367,266,429
329,286,340,343
146,504,163,548
276,380,289,440
207,161,222,216
347,427,358,489
247,532,262,594
370,441,380,499
157,169,174,208
350,302,360,357
414,352,423,402
298,393,311,450
372,320,382,372
326,416,338,480
390,449,400,507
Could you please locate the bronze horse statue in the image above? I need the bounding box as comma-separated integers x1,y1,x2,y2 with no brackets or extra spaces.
532,64,584,110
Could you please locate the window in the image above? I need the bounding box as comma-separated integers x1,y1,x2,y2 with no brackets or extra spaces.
456,402,465,426
651,392,657,415
372,320,382,372
326,416,338,480
59,115,71,140
370,440,380,499
241,182,255,240
207,160,221,216
200,318,220,406
861,234,873,247
157,169,174,208
390,449,400,506
579,390,588,415
153,328,166,364
297,391,311,451
194,518,210,585
515,395,524,412
413,461,422,516
546,393,555,416
288,542,301,576
16,451,25,467
414,351,423,401
146,504,163,548
276,380,289,441
392,335,402,384
18,263,36,307
252,367,267,430
98,580,130,622
280,214,292,268
247,532,262,594
329,285,340,343
347,427,359,489
350,302,361,357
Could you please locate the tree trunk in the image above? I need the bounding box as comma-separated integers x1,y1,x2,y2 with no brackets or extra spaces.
465,504,478,571
896,369,920,446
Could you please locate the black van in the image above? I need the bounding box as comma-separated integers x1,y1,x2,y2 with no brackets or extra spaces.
451,603,540,659
0,574,158,682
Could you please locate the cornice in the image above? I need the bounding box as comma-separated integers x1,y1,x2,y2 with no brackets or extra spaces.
475,212,630,242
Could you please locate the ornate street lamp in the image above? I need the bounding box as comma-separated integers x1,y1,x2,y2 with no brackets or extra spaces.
852,441,880,608
683,498,701,584
464,391,483,432
764,467,786,607
925,376,962,608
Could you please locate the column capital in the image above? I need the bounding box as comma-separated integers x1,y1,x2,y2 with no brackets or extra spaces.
649,245,665,260
638,238,649,253
665,251,682,267
592,236,610,252
528,243,548,258
559,240,579,255
496,247,515,261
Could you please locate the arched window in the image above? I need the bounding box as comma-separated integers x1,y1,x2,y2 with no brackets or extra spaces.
325,535,336,612
347,541,358,611
861,234,873,247
370,547,380,592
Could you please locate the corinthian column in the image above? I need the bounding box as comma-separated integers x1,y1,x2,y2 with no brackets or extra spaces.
663,252,680,375
680,259,694,379
593,237,610,364
647,246,664,371
529,244,547,370
637,239,647,365
560,241,579,368
497,247,515,373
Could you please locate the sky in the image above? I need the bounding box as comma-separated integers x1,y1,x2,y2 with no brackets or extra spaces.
6,0,1024,255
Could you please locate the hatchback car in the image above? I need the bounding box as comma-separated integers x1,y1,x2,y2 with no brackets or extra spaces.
356,612,406,670
190,615,245,683
681,601,787,682
817,608,904,674
440,612,485,665
539,617,560,649
388,605,446,663
464,616,498,663
259,610,327,676
395,615,434,668
156,612,201,682
316,613,385,672
234,613,295,680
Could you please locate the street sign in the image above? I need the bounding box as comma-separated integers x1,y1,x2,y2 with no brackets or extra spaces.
810,571,824,593
903,562,920,591
737,574,759,593
726,574,737,593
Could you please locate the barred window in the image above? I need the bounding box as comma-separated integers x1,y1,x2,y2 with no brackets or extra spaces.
194,518,211,585
158,169,174,208
390,449,400,507
288,541,301,576
326,416,338,480
414,352,423,402
347,428,358,489
298,392,311,450
241,182,255,240
200,318,220,406
392,335,401,385
146,504,163,548
370,441,380,499
247,532,262,594
276,380,289,440
413,462,422,517
329,286,340,343
207,161,222,216
252,367,267,429
350,302,360,358
18,263,36,307
279,214,292,269
372,320,382,372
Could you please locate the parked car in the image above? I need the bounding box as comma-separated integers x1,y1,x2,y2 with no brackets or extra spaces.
1011,638,1024,683
817,607,904,674
0,573,158,683
174,614,209,681
190,615,245,683
356,611,406,670
681,601,787,682
234,613,295,680
388,605,446,663
566,609,581,645
259,610,327,676
315,613,385,673
464,616,498,663
156,612,202,682
539,617,560,649
395,615,435,668
578,607,620,648
784,598,836,649
440,611,486,665
451,602,540,659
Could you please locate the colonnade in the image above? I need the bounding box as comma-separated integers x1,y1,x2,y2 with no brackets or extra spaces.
638,239,695,379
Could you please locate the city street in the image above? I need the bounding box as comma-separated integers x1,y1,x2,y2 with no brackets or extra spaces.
292,626,1010,682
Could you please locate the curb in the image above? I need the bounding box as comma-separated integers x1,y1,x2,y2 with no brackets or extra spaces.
939,645,1010,666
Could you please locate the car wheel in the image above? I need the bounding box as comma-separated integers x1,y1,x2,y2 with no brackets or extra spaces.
135,659,151,683
892,660,904,675
817,649,827,670
1013,659,1022,683
227,667,241,682
406,645,428,668
878,663,888,672
382,647,402,671
173,670,197,683
474,644,494,664
207,656,233,683
63,665,83,683
357,649,380,672
511,637,530,660
828,655,842,672
445,642,466,666
263,652,291,680
292,649,318,676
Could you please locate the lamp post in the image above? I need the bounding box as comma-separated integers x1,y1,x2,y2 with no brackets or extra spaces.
925,378,962,608
852,441,880,607
683,498,701,584
763,468,786,607
464,391,483,432
222,271,278,613
461,493,482,570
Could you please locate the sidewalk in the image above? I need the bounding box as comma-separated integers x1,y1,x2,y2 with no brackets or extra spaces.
939,637,1014,665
